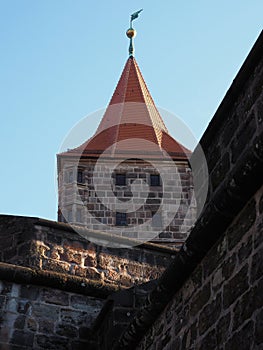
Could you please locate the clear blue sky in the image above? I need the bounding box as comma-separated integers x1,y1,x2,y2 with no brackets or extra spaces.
0,1,262,221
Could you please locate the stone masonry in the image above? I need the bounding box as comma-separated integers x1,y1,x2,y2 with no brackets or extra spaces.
58,158,195,248
0,215,174,349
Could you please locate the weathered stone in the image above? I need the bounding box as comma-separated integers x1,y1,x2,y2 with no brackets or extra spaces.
222,253,237,280
84,255,97,267
38,318,54,333
233,278,262,331
255,308,263,345
216,312,231,346
42,258,71,273
26,317,37,332
251,248,263,283
60,309,87,326
199,292,221,335
190,282,211,316
32,303,59,321
11,330,34,347
36,334,70,350
199,329,217,350
13,315,26,330
238,235,252,264
227,198,256,250
42,288,69,306
17,300,31,315
223,264,249,309
225,320,254,350
211,152,230,190
55,323,78,338
20,285,39,300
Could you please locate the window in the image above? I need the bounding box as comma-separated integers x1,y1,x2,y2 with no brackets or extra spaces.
67,210,73,222
150,174,161,186
77,170,84,183
116,212,127,226
116,174,126,186
152,212,162,228
64,170,74,183
76,208,82,222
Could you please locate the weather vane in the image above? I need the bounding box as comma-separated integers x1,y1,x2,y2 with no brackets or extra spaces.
126,9,143,57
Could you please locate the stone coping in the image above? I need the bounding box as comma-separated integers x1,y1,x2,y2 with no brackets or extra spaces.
0,261,120,298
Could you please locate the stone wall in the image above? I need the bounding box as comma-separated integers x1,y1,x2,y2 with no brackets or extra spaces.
136,185,263,349
112,31,263,350
0,215,175,349
0,281,103,350
58,158,195,247
0,216,174,289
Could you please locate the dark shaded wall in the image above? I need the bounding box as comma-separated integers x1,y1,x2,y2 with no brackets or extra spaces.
0,217,173,349
134,31,263,350
137,185,262,349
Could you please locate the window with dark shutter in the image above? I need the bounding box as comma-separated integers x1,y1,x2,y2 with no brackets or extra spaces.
116,212,127,226
150,174,161,186
77,170,83,183
116,174,126,186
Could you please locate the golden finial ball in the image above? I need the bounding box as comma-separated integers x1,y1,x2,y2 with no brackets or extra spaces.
126,28,137,38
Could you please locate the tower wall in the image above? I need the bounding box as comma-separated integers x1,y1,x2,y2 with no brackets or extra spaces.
58,158,196,247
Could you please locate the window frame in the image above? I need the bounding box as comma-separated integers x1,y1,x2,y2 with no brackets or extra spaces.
77,169,84,184
116,212,127,226
115,173,126,186
150,174,161,187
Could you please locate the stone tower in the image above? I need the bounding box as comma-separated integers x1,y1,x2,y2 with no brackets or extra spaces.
57,29,196,248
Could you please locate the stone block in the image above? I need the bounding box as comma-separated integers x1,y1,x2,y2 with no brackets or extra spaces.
20,285,39,301
13,315,26,330
255,308,263,346
60,249,82,264
225,320,254,350
38,318,54,333
26,317,37,332
60,308,87,326
227,198,256,250
11,330,34,347
42,288,69,306
251,248,263,284
55,323,78,338
222,253,237,280
32,303,60,321
233,277,262,331
36,334,70,350
223,264,249,309
216,312,231,346
198,329,217,350
42,258,71,273
237,235,252,264
199,292,221,336
190,282,211,316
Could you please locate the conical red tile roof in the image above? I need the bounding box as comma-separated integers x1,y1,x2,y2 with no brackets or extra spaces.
60,57,190,160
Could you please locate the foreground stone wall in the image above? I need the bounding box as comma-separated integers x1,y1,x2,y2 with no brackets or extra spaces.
132,31,263,350
137,185,263,349
0,281,103,350
0,216,174,289
0,215,174,349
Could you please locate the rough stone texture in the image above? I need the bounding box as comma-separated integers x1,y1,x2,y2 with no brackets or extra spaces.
0,216,174,289
57,159,196,247
0,281,104,349
0,216,174,349
134,31,263,350
136,184,263,350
